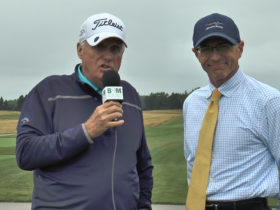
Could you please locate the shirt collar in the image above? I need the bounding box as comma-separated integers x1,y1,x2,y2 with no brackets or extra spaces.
207,68,245,98
78,64,102,95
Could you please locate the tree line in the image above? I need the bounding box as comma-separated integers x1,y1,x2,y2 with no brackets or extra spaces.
0,95,26,111
0,88,199,111
140,92,187,110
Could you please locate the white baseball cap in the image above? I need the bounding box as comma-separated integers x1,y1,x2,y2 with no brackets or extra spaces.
79,13,127,47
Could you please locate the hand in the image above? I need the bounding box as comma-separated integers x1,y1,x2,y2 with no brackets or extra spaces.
85,101,124,139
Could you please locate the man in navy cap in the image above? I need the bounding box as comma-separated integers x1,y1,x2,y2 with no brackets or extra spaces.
184,13,280,210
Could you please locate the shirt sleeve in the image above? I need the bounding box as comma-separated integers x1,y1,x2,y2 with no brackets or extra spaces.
262,96,280,205
16,86,90,170
262,96,280,166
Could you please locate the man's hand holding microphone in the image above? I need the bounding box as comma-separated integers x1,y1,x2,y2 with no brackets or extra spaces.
85,70,124,139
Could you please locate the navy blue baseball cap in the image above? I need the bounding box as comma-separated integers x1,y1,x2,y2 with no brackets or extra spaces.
193,13,241,48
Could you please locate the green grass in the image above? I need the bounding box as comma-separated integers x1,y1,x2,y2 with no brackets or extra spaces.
0,134,17,140
0,155,15,160
0,135,33,201
0,114,20,119
0,135,16,155
146,116,188,204
0,156,33,201
0,135,16,146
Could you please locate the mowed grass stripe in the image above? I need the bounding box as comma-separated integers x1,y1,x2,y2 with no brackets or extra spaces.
0,114,20,119
0,136,16,146
0,155,14,160
0,111,20,116
0,147,15,155
0,136,16,155
0,119,18,134
143,109,182,128
0,134,17,138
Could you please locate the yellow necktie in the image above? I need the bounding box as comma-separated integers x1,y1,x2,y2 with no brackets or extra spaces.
186,89,222,210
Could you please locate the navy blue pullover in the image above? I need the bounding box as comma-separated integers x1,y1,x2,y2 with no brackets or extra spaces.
16,64,153,210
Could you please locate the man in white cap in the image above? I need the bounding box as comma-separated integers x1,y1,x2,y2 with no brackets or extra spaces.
16,13,153,210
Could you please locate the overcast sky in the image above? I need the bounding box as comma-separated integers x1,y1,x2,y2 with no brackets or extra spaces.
1,0,280,100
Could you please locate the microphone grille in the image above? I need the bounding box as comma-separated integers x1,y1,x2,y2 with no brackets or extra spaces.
102,70,121,86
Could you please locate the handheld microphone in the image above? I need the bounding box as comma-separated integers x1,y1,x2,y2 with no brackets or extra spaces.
102,70,123,104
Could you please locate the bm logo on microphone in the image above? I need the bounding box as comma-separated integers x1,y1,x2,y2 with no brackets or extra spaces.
102,86,124,104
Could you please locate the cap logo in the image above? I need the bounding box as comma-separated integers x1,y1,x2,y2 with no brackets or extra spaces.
92,18,123,31
20,117,30,126
94,37,99,42
205,21,224,30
